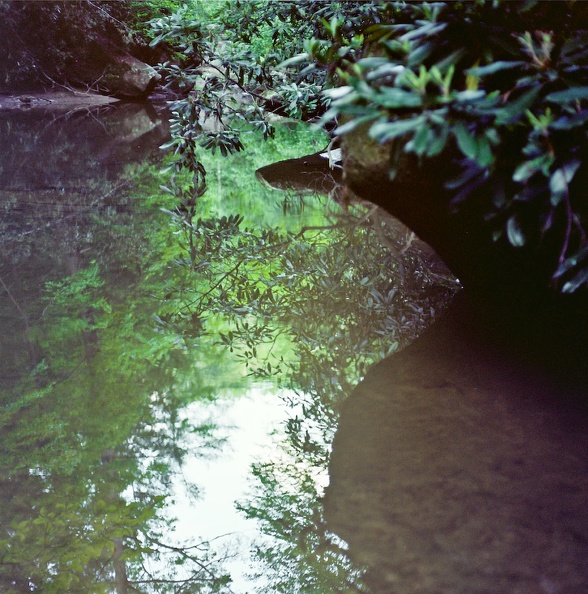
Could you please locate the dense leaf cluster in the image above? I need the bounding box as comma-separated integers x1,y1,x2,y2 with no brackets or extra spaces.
298,1,588,291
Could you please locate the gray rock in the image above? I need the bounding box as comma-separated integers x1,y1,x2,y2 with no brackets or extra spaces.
98,51,161,98
66,41,161,99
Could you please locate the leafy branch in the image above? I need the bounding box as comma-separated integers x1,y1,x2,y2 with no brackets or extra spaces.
304,1,588,291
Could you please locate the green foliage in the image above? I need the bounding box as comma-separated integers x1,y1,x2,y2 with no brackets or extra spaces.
146,0,385,168
146,7,461,583
237,459,369,593
148,0,588,292
4,105,420,591
301,0,588,292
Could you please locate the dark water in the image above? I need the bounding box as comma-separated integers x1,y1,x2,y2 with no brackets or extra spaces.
0,102,456,593
326,291,588,594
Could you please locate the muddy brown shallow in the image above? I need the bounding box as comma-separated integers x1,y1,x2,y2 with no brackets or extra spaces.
325,292,588,594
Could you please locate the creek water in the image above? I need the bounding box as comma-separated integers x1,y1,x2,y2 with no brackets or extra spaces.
0,101,456,593
3,101,584,594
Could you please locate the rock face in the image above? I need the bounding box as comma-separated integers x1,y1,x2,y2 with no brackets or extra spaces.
73,42,161,99
325,292,588,594
327,128,588,593
340,126,556,297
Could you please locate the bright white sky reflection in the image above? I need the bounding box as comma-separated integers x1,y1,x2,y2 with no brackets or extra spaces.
169,386,290,592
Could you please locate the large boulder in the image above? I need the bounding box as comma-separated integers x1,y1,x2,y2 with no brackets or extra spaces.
72,42,161,99
0,2,161,98
325,292,588,594
326,122,588,594
340,125,557,298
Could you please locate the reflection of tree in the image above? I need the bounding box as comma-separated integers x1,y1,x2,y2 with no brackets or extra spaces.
237,458,368,594
0,178,237,592
164,188,458,591
1,105,340,591
0,257,232,593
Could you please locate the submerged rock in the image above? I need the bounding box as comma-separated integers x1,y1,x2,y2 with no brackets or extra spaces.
0,91,119,112
325,292,588,594
256,149,342,194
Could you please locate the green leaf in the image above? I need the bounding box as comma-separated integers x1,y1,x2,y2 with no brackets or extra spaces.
549,160,581,206
149,33,166,47
453,122,477,160
369,117,423,143
553,245,588,279
357,57,392,69
563,267,588,293
454,90,486,102
366,63,405,82
426,124,449,156
466,61,526,77
434,48,467,72
495,86,541,125
159,140,177,150
545,87,588,104
512,154,551,183
506,215,525,247
278,53,310,68
407,41,436,67
475,136,494,167
409,124,430,155
375,87,422,108
323,85,354,100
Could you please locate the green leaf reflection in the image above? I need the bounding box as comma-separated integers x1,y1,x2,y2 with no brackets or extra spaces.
1,110,457,593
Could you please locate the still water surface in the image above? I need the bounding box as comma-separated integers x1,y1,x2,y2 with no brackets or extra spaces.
0,102,454,593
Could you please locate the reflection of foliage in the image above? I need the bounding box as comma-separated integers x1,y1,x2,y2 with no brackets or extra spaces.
237,459,368,594
162,180,456,592
1,107,341,592
0,166,235,592
0,251,232,593
152,7,459,582
166,198,456,450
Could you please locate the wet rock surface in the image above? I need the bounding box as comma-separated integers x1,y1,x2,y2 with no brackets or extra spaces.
325,293,588,594
256,148,342,195
0,91,120,112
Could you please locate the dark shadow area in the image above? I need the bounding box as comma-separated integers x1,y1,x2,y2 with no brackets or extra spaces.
325,290,588,593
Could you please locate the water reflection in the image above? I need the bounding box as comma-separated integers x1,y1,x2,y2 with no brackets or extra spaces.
0,103,456,592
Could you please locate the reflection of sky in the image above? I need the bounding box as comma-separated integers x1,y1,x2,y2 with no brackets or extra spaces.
0,105,339,591
169,386,289,593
